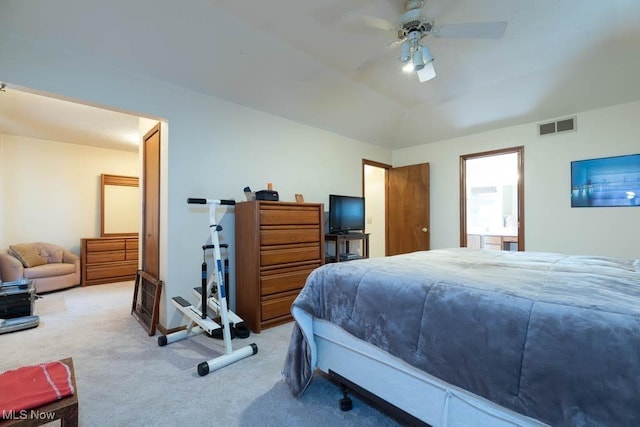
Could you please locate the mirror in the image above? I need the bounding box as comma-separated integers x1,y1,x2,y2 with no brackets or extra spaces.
101,174,140,237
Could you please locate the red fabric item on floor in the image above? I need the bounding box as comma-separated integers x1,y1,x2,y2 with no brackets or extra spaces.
0,360,75,413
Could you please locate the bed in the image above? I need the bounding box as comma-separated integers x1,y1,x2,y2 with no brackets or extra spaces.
283,248,640,426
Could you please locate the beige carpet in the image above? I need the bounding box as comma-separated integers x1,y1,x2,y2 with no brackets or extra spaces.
0,282,400,426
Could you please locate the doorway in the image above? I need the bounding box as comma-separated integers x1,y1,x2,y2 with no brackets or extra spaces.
0,83,163,285
363,160,430,257
363,161,388,258
460,147,524,251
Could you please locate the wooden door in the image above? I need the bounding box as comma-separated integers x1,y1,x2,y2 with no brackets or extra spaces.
142,123,161,278
387,163,430,255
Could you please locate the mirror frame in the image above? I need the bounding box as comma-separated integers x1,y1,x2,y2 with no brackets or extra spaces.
101,173,140,237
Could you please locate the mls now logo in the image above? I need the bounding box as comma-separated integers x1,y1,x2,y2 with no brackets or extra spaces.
2,410,56,421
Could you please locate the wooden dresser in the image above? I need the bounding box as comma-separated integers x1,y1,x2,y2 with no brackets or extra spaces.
235,201,324,333
81,236,139,286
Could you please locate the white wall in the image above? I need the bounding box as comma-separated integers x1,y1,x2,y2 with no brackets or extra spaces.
0,35,392,328
394,100,640,259
0,135,138,252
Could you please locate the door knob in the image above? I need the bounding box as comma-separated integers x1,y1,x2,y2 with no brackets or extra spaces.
421,227,428,233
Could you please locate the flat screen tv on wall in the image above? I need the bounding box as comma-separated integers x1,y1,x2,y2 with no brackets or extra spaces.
328,194,365,234
571,153,640,207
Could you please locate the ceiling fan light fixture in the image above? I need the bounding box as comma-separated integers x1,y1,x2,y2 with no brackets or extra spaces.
402,62,415,73
412,49,424,70
417,61,436,82
399,41,411,62
420,45,434,63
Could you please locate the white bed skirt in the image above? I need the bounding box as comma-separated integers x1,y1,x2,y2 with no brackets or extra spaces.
294,307,548,427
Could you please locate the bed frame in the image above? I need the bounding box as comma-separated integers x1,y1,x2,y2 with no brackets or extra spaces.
294,307,547,426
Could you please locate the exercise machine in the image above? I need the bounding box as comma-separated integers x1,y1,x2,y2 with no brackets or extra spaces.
0,279,39,334
158,198,257,376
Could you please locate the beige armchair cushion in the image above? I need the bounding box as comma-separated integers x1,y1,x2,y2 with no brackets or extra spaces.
23,263,76,279
8,244,47,268
35,242,64,263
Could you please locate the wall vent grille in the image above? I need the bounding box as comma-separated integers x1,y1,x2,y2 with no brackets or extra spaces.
538,117,576,136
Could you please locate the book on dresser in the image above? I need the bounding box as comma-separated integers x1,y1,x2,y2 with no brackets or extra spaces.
81,236,139,286
235,200,324,333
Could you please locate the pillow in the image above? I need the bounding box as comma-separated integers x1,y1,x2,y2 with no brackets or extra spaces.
8,244,47,268
37,244,64,263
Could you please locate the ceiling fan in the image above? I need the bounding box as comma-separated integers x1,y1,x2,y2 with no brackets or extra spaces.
347,0,507,82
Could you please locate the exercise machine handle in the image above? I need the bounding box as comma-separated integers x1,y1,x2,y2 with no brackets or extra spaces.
187,198,236,206
187,198,207,204
202,244,228,250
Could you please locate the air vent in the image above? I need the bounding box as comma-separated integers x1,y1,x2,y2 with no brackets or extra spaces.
556,118,575,132
538,117,576,136
539,122,556,135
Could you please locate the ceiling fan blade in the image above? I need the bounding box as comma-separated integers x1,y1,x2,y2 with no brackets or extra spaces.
353,40,402,75
342,12,398,31
433,21,507,39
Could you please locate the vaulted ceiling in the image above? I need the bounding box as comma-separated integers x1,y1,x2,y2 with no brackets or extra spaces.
1,0,639,150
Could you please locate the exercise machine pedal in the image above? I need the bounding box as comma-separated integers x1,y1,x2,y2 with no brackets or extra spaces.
173,296,191,307
170,296,221,335
193,286,251,339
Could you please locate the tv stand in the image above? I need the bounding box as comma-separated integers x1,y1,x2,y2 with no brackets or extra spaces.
325,232,369,263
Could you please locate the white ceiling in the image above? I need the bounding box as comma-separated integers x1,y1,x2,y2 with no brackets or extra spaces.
0,88,142,152
1,0,640,150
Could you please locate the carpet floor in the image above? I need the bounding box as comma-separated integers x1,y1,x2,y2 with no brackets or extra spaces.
0,281,401,426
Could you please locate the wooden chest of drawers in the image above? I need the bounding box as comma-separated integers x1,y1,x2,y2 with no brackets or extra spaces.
235,201,324,332
81,236,139,286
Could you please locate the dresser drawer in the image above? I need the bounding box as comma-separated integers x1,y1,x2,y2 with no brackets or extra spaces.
260,209,320,226
85,261,137,281
260,246,320,267
126,250,138,261
260,266,318,296
126,239,138,251
261,292,298,321
86,239,125,252
86,251,125,264
260,228,319,246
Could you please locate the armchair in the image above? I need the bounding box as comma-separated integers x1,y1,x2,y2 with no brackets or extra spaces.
0,242,80,293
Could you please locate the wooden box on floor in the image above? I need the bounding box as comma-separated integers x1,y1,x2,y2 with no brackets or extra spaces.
235,201,324,333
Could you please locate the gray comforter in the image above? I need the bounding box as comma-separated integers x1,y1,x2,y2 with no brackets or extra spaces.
283,248,640,426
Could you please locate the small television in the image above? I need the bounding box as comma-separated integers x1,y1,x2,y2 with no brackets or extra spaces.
328,194,365,234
